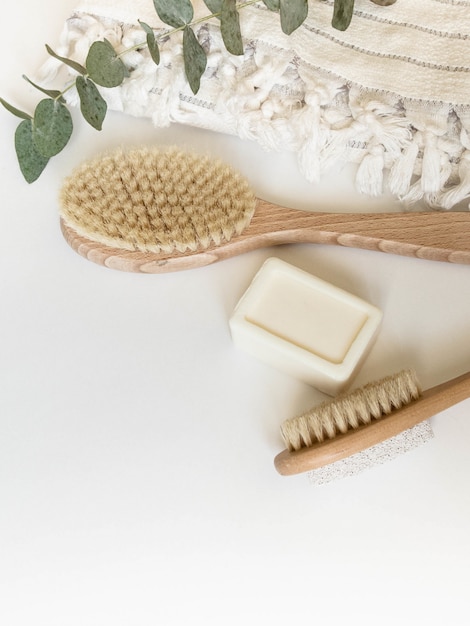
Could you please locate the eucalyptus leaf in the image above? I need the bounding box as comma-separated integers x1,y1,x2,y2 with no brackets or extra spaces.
86,39,129,88
332,0,355,31
263,0,281,10
32,98,73,158
203,0,223,13
45,44,87,75
220,0,243,55
76,76,107,130
139,20,161,65
22,75,65,102
153,0,194,28
15,119,49,183
183,26,207,94
3,0,361,184
280,0,308,35
0,97,31,120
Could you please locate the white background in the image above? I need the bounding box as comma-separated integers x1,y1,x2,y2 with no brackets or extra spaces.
1,2,469,625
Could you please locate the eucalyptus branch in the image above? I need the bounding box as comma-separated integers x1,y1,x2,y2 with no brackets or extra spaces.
0,0,358,183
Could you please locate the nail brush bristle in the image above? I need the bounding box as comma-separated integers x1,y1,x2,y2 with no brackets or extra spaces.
280,369,422,452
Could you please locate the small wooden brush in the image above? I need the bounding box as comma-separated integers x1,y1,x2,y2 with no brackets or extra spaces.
275,369,470,477
59,146,470,273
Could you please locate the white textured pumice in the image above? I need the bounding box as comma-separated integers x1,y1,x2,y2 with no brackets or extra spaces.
59,146,470,273
275,369,470,479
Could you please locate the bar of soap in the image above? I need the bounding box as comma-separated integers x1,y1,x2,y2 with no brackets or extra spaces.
229,258,382,395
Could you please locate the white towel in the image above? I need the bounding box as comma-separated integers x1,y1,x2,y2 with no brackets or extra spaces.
41,0,470,209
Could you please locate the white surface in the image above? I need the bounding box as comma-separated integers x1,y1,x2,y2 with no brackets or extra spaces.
1,3,470,625
229,257,383,395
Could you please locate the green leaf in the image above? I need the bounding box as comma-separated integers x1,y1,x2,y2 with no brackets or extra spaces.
139,20,160,65
153,0,194,28
332,0,355,31
263,0,280,10
0,97,31,120
86,39,129,88
76,76,107,130
32,98,73,158
15,119,49,183
45,44,87,75
203,0,222,13
220,0,244,55
183,26,207,94
22,75,65,102
280,0,308,35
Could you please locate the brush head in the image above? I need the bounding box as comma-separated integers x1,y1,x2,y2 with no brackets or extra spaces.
59,146,257,254
275,369,430,480
280,369,422,452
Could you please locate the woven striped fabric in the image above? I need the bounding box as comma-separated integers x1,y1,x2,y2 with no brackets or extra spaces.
42,0,470,209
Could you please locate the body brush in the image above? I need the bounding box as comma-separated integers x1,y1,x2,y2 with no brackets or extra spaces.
59,146,470,272
275,369,470,482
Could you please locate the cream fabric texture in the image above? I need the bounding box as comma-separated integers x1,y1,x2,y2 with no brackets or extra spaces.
42,0,470,209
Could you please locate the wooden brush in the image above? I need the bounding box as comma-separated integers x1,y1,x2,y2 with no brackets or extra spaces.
59,146,470,273
274,369,470,477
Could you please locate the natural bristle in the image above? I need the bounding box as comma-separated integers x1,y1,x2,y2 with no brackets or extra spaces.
280,370,422,452
59,146,257,253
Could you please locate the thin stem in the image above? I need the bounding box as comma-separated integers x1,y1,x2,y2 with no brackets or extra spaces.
116,0,261,57
24,1,267,113
59,81,79,99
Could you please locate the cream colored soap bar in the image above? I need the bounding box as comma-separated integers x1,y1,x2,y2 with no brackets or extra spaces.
229,258,382,395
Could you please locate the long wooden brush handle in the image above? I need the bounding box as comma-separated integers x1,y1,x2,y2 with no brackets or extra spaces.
274,371,470,476
61,204,470,272
252,202,470,264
